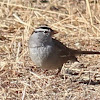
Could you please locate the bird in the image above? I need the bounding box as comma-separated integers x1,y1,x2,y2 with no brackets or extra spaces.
28,25,100,74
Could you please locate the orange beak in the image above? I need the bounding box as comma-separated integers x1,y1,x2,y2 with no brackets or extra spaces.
51,30,58,35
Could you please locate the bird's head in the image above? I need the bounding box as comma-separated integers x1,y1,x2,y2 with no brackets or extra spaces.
29,25,57,47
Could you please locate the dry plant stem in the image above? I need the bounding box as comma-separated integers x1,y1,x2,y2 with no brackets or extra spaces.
0,0,100,100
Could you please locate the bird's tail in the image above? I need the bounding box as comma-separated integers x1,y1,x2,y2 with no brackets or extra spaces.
76,50,100,55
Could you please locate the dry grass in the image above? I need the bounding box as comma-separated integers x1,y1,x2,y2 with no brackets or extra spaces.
0,0,100,99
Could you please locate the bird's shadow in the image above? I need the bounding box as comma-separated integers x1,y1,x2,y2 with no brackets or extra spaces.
79,80,100,85
60,74,100,85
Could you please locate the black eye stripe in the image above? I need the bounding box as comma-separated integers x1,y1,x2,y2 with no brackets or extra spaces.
35,31,43,33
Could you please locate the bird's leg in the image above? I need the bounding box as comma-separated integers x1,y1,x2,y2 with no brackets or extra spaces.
43,69,48,74
56,67,62,75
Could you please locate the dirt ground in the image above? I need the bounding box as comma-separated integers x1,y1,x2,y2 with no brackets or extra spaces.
0,0,100,100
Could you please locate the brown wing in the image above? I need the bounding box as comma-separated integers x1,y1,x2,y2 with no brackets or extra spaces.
52,38,78,62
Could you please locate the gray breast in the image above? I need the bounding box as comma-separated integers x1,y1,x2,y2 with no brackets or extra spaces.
29,45,53,68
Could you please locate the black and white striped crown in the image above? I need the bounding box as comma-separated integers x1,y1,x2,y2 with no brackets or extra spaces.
35,25,53,32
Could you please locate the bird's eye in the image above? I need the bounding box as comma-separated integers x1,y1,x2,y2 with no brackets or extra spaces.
44,31,48,33
34,31,38,33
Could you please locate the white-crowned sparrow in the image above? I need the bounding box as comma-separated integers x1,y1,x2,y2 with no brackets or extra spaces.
29,25,100,74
